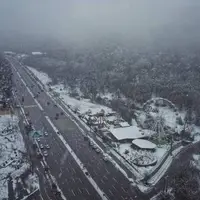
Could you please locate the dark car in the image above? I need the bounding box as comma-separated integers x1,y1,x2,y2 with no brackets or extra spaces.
36,152,43,159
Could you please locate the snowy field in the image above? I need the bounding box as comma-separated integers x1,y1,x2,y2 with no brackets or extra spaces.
113,142,167,175
0,115,38,199
27,66,52,86
52,84,114,115
25,64,200,186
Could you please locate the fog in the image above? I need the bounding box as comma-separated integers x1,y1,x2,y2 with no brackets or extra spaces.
0,0,200,47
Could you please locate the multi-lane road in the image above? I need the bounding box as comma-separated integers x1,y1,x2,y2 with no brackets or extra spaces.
9,56,146,200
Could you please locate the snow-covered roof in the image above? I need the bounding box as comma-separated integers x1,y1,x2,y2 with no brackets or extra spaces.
109,126,150,140
132,139,156,149
119,121,130,127
31,52,43,55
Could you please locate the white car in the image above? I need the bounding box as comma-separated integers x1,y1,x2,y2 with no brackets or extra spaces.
44,132,48,136
95,148,101,153
89,140,94,146
43,150,48,157
40,144,44,149
37,138,40,142
103,156,109,162
45,144,50,149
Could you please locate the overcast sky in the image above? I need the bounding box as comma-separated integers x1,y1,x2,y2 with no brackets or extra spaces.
0,0,199,46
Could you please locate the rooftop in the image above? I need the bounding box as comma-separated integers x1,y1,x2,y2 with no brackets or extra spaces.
132,139,156,149
109,125,151,141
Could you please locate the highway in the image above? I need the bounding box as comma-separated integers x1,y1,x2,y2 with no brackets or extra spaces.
9,56,146,200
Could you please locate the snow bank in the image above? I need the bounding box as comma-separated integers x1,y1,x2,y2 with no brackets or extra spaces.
27,66,52,85
52,84,114,115
0,115,29,200
31,52,44,55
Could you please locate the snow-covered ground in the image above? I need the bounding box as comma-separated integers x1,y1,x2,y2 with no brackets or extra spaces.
27,66,52,86
31,52,46,55
137,98,184,134
25,64,200,188
0,115,38,199
113,142,167,175
52,84,114,115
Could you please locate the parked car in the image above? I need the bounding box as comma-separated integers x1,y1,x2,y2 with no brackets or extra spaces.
45,144,50,149
43,150,48,157
44,132,48,136
103,156,109,162
40,144,44,149
44,166,49,173
95,148,101,153
89,140,94,146
92,145,97,150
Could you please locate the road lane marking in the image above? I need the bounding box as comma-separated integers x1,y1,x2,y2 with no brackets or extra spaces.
112,185,117,191
78,188,82,194
112,177,118,183
24,105,37,108
10,62,67,200
71,189,75,196
13,64,44,112
108,189,114,196
45,116,59,132
44,115,108,200
85,188,90,195
101,179,105,184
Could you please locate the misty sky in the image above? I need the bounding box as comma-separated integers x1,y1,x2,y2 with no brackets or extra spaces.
0,0,200,45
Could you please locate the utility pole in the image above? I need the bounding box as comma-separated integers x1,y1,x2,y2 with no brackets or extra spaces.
163,176,168,193
170,134,173,156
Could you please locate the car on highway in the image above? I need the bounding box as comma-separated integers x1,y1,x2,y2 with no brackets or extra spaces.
40,144,44,149
103,156,109,162
45,144,50,149
43,150,48,157
15,104,20,108
57,131,60,134
55,113,59,120
34,94,39,98
44,166,49,173
95,148,101,153
84,136,89,141
36,151,43,159
25,111,29,116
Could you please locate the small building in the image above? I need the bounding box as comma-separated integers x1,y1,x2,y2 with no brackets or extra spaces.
132,139,156,151
108,126,152,143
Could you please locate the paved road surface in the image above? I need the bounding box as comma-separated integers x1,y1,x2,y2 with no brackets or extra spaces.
11,59,102,200
9,56,147,200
